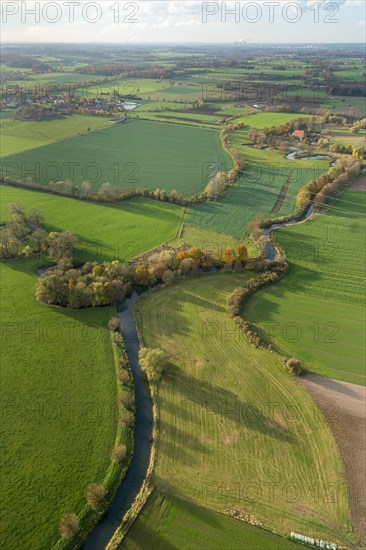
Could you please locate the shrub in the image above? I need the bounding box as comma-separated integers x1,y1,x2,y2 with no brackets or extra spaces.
119,411,134,427
285,358,302,375
119,391,134,409
86,483,105,512
139,347,169,382
108,317,120,331
113,332,123,345
59,512,79,540
118,356,127,367
110,444,127,464
118,370,130,384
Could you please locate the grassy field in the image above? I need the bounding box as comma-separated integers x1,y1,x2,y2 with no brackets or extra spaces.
0,71,101,96
335,96,366,116
0,259,118,548
243,191,366,385
175,224,260,258
231,112,310,129
123,490,300,550
139,84,203,102
0,186,183,263
0,114,111,157
133,273,354,545
135,110,221,128
1,120,231,196
75,78,168,98
327,128,366,147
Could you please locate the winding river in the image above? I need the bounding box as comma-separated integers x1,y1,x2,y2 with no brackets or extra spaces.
83,291,153,550
81,201,316,548
263,203,315,260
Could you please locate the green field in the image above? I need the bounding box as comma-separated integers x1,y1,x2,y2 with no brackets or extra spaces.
243,191,366,385
136,110,221,128
76,78,168,98
176,224,259,258
139,85,203,102
2,120,231,196
0,186,183,262
0,71,101,96
0,114,111,157
133,273,354,545
123,490,300,550
231,111,310,129
0,259,118,548
326,128,366,147
335,96,366,116
0,110,14,120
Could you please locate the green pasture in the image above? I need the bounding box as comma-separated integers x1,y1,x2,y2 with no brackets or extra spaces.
0,259,118,548
0,185,183,263
2,120,231,196
123,490,301,550
0,114,111,157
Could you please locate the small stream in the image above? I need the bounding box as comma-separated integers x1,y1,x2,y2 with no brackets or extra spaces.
83,290,153,550
263,203,315,260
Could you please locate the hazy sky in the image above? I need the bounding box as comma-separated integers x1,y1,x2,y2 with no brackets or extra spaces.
1,0,365,44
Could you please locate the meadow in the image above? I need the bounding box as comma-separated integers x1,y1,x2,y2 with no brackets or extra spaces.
136,110,222,128
2,120,231,196
230,111,310,128
0,70,100,98
0,114,111,157
75,78,168,98
0,259,118,548
336,96,366,116
0,186,183,263
243,190,366,385
175,224,260,258
123,490,300,550
139,84,204,102
133,272,354,545
327,128,366,147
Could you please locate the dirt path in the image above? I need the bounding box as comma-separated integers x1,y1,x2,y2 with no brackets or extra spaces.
300,374,366,545
271,170,294,213
350,174,366,192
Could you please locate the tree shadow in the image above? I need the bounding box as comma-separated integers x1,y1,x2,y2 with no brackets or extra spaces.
163,363,293,443
126,515,179,550
158,419,210,466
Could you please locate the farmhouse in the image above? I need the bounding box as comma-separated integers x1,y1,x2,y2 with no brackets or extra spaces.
292,129,306,140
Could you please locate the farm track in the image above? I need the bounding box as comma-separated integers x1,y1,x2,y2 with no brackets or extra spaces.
350,174,366,192
271,169,295,213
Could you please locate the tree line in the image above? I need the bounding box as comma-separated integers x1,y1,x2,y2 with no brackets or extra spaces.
36,243,249,309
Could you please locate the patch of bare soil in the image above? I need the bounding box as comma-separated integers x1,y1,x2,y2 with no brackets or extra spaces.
300,373,366,545
350,174,366,192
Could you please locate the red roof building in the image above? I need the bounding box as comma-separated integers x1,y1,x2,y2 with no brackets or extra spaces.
292,129,306,140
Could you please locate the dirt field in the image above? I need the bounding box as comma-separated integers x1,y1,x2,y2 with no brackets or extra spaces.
301,374,366,545
351,174,366,192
